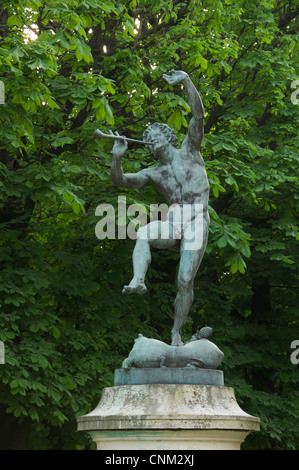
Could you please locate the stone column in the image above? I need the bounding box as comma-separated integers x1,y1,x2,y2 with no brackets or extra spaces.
77,378,260,450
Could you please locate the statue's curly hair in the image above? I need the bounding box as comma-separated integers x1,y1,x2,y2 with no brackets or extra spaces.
143,123,178,149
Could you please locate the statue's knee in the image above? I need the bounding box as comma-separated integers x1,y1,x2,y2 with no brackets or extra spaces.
177,275,193,293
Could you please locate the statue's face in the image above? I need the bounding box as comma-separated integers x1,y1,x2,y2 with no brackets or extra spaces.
145,128,169,155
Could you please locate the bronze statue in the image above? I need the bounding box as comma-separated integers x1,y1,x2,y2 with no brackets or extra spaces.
97,70,209,346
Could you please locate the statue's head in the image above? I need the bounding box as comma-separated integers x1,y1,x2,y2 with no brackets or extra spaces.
143,123,178,155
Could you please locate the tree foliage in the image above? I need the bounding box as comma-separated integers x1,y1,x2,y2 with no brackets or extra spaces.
0,0,298,450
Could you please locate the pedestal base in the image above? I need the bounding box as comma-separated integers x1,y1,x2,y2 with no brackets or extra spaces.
114,367,224,386
77,384,260,450
89,429,252,450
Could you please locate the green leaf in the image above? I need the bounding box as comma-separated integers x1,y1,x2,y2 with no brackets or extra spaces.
47,97,60,109
104,101,114,125
270,254,294,264
29,408,39,421
75,40,93,63
195,55,208,70
217,235,228,248
51,30,71,49
167,110,182,130
220,60,232,73
52,326,61,339
52,136,74,147
94,100,106,121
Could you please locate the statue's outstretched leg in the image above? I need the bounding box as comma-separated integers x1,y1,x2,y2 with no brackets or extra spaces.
122,234,150,294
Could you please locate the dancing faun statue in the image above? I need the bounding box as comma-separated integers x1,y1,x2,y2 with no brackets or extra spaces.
96,70,209,347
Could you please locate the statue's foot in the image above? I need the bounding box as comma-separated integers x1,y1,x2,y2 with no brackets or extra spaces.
171,332,184,347
122,280,147,295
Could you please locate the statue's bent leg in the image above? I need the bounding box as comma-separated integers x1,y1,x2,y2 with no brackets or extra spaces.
122,227,151,294
171,214,209,346
122,220,177,294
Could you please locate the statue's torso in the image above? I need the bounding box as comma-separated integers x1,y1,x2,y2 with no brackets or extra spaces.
149,148,209,209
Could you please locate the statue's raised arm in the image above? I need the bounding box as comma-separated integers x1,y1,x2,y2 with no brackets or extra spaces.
163,70,204,151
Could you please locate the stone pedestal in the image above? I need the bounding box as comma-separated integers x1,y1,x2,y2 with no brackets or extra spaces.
77,383,260,450
114,367,224,386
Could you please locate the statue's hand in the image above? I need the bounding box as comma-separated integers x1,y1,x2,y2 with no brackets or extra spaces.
163,70,188,85
111,131,128,157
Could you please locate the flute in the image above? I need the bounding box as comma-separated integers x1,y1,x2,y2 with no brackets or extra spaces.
94,129,153,145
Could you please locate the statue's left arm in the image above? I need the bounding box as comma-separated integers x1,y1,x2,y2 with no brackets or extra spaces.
163,70,204,151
